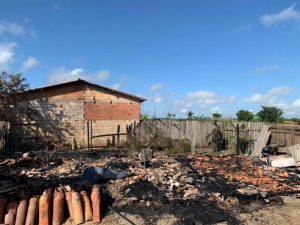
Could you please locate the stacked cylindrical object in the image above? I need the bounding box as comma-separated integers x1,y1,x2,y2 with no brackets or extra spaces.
81,191,93,221
0,186,102,225
25,197,38,225
4,202,18,225
39,191,50,225
71,192,84,225
91,185,102,224
15,199,28,225
65,192,74,221
52,191,64,225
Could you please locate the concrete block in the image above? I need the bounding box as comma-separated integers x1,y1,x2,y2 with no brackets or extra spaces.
281,195,300,204
269,155,295,168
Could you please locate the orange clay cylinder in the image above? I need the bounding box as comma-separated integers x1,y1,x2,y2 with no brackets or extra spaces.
52,191,64,225
4,213,16,225
91,185,101,223
4,202,18,225
39,191,50,225
65,192,74,221
80,191,92,221
0,199,7,223
7,202,18,214
15,199,28,225
71,192,84,225
45,188,53,220
25,197,38,225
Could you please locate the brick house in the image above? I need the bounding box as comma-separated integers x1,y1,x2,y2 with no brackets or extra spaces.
22,79,145,148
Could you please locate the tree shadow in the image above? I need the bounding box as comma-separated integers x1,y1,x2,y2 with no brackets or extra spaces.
6,98,74,153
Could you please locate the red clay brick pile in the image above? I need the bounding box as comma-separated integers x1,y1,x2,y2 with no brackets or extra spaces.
191,155,300,193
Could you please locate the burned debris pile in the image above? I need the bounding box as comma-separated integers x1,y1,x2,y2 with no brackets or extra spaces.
1,148,300,225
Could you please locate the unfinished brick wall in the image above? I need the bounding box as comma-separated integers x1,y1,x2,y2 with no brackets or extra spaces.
22,82,142,148
83,85,141,146
84,102,140,120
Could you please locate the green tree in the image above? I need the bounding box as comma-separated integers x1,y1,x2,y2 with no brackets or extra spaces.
193,114,210,121
290,118,300,123
212,113,222,118
140,113,149,121
256,106,284,122
0,72,30,122
186,111,194,120
166,112,176,120
236,110,254,121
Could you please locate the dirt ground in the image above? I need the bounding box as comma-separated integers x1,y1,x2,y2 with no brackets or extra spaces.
62,202,300,225
240,203,300,225
1,149,300,225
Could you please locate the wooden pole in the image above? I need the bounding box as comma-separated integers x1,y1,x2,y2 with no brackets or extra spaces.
236,124,240,155
90,121,93,150
87,121,90,150
112,135,115,147
117,125,120,146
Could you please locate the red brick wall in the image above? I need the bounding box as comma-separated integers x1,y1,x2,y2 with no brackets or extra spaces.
84,102,140,121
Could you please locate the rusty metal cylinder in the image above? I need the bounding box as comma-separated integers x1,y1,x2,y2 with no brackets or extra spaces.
0,198,7,223
52,191,64,225
71,192,84,225
65,192,74,221
15,199,28,225
91,185,102,224
39,192,50,225
80,191,92,221
25,197,38,225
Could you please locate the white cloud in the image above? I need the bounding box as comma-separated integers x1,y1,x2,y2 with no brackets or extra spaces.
268,86,292,95
153,94,163,103
255,64,280,73
171,90,234,116
48,67,87,83
0,21,24,36
185,91,235,105
48,67,113,84
261,4,300,27
20,57,38,72
95,70,110,82
111,83,121,90
0,42,17,71
149,83,164,92
210,106,221,113
243,86,292,106
244,94,274,103
292,99,300,108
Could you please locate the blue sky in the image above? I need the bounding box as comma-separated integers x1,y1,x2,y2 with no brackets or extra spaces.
1,1,300,118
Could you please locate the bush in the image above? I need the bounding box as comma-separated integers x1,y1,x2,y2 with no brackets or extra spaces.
167,138,191,155
212,113,222,118
256,106,284,122
236,110,254,121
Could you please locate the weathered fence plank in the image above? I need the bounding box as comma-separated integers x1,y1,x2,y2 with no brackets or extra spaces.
136,120,265,153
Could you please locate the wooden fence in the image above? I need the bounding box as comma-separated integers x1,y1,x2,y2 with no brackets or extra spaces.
137,120,265,153
269,124,300,146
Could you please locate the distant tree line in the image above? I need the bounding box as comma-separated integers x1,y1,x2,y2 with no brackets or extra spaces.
140,105,298,123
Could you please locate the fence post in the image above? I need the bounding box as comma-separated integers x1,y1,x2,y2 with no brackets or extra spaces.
90,121,93,150
87,121,90,150
292,128,295,146
236,124,240,154
117,125,120,146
